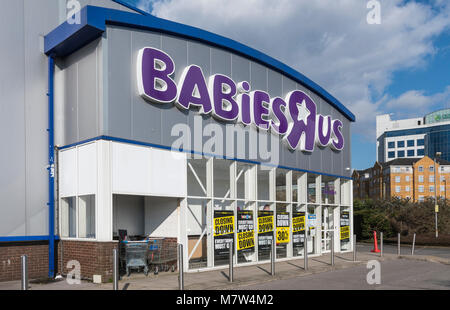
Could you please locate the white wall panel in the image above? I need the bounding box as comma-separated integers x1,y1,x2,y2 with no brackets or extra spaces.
144,196,178,238
112,143,151,194
150,149,187,197
59,148,77,197
78,142,97,195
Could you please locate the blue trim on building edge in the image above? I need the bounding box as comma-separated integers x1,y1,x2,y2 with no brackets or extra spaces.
44,5,355,122
58,135,353,180
111,0,150,16
0,236,60,243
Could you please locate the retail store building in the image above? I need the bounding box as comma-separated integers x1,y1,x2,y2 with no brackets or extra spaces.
0,0,355,282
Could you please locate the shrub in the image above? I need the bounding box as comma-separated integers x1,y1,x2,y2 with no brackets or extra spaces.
353,197,450,240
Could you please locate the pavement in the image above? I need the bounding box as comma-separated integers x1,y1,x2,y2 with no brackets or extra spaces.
242,259,450,290
0,243,449,290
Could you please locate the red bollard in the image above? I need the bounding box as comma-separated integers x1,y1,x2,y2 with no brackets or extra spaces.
371,231,381,253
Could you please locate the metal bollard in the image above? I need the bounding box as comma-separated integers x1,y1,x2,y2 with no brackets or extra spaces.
113,248,119,290
229,240,233,283
178,244,184,290
380,232,383,257
304,235,308,270
397,233,401,256
411,233,416,256
21,255,28,291
271,237,275,276
353,234,356,262
330,231,335,266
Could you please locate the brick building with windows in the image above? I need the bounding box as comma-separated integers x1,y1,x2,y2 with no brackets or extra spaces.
353,156,450,202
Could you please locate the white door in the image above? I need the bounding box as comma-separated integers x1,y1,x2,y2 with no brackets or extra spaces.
321,206,335,253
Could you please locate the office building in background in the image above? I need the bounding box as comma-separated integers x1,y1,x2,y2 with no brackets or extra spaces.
376,109,450,163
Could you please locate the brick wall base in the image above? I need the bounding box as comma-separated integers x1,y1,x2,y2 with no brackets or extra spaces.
57,240,118,283
0,241,49,282
0,238,177,283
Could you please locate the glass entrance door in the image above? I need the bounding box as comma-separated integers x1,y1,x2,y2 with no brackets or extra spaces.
321,206,335,253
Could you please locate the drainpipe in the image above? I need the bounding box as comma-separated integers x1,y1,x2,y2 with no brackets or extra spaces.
47,55,55,278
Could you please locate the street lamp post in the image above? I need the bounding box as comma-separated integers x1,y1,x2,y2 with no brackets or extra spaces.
444,178,447,203
434,152,441,239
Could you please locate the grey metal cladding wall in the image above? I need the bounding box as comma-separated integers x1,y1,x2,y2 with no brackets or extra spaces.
60,38,102,146
0,0,61,236
105,25,351,177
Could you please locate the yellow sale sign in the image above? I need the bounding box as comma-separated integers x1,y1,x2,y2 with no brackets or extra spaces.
237,230,255,251
340,226,350,240
214,216,235,237
276,227,290,244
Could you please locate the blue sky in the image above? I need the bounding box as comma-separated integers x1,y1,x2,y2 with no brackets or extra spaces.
119,0,450,170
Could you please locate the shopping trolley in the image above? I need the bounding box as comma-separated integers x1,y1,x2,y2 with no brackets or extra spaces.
147,238,178,274
122,240,149,276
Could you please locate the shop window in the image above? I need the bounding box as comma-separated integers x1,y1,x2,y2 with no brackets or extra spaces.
292,171,305,204
236,201,256,264
236,162,255,200
276,168,289,202
307,174,317,203
187,199,209,270
321,176,336,204
257,203,274,262
213,159,233,198
78,195,95,239
61,197,76,238
339,207,351,251
187,157,208,197
292,204,306,257
275,203,289,259
213,199,234,267
340,179,350,205
306,205,318,254
257,165,271,201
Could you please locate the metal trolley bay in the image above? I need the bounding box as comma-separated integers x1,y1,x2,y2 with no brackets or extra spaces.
148,238,178,274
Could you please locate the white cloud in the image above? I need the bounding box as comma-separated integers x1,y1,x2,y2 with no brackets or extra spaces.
144,0,450,139
382,86,450,119
136,0,152,12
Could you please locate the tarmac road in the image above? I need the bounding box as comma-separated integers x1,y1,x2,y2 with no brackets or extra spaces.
242,259,450,290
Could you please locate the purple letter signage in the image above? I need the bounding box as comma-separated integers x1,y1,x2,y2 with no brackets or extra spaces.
137,47,345,152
